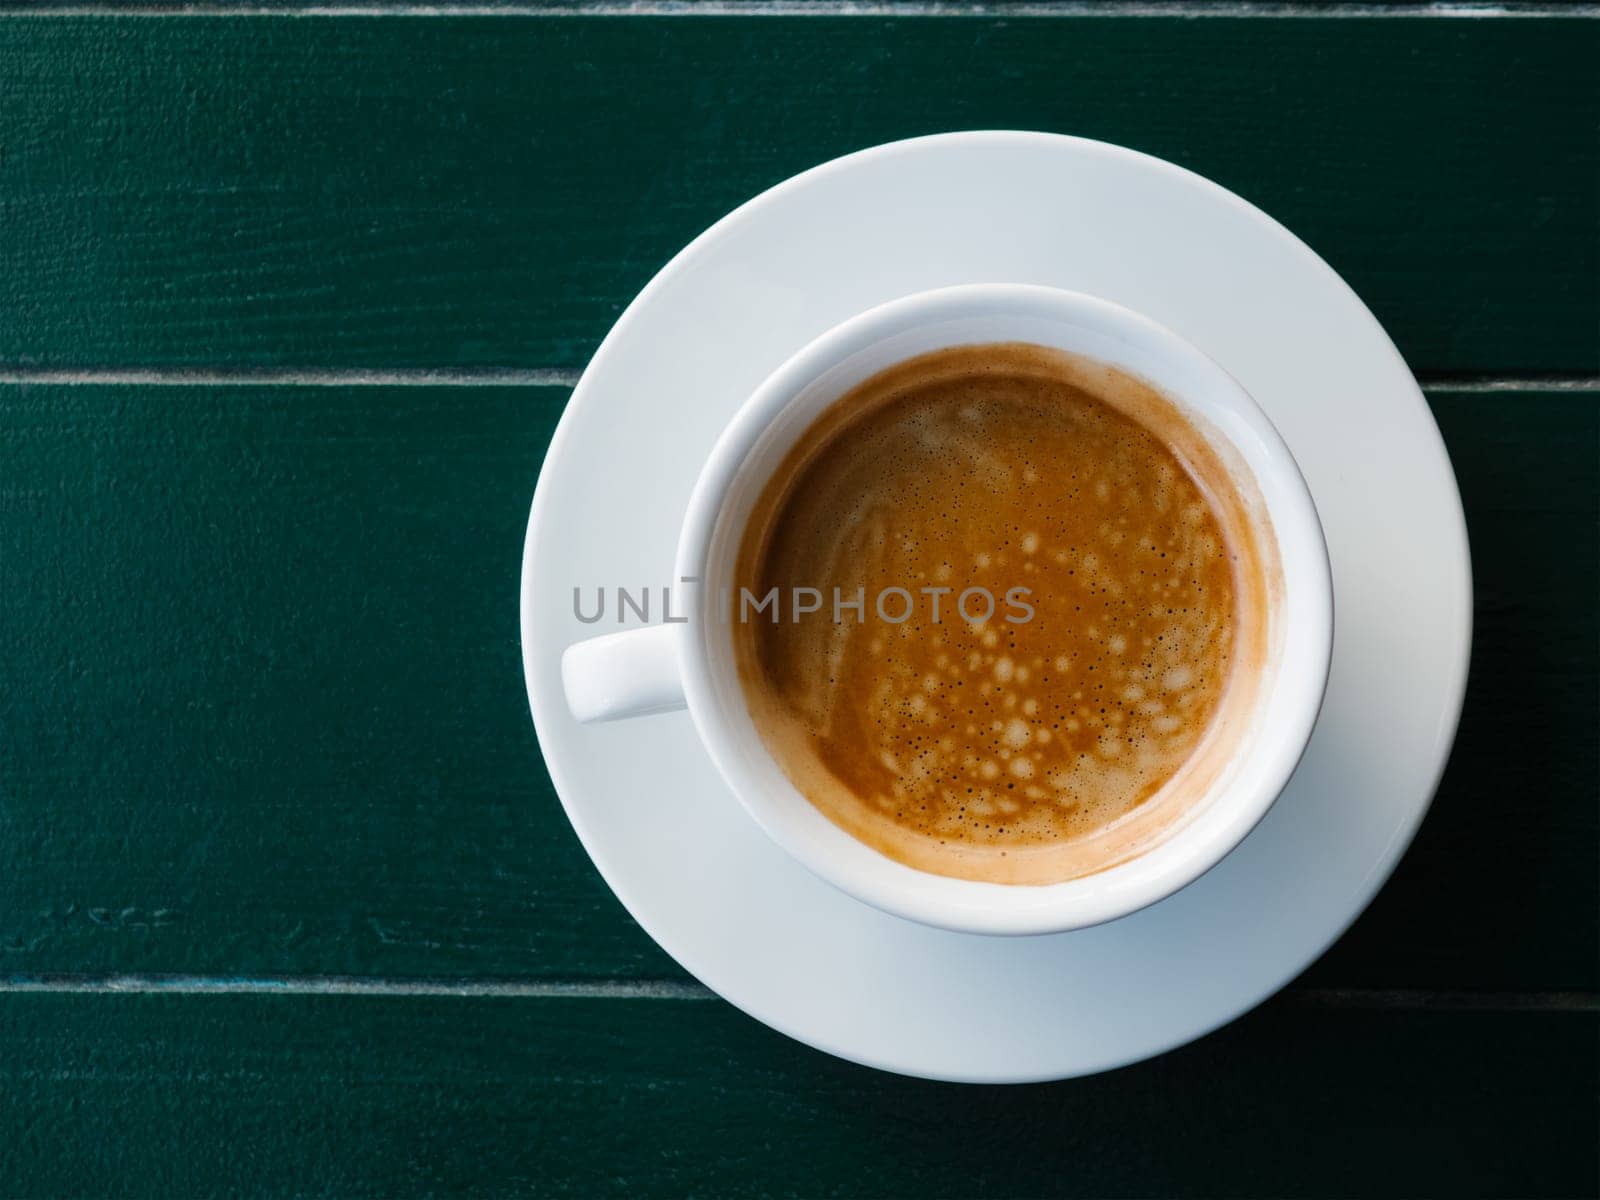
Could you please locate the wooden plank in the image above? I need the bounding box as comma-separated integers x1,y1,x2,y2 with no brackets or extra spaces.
0,384,1593,987
0,993,1594,1197
0,16,1593,372
1303,390,1600,990
0,383,672,980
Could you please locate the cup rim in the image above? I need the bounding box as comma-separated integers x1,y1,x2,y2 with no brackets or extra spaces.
674,283,1333,935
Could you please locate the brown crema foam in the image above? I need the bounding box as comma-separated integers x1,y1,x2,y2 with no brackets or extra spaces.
733,343,1276,885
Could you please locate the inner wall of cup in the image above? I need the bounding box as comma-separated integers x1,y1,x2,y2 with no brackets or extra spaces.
695,309,1302,909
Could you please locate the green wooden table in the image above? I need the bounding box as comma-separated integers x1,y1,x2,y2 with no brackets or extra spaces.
1,5,1595,1196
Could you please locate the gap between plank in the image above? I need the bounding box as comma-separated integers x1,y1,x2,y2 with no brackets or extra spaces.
0,975,716,999
0,367,1595,393
0,2,1594,16
1417,376,1600,394
0,976,1596,1009
0,367,585,388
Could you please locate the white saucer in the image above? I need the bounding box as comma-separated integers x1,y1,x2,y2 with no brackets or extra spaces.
520,132,1471,1082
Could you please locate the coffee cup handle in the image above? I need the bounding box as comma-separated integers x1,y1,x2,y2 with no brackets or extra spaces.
560,624,688,723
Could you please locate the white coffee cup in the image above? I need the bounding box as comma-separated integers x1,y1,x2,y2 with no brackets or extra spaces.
560,284,1332,935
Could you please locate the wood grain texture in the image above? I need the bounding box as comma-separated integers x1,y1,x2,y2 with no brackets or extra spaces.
1,384,1593,987
0,993,1595,1198
0,16,1594,372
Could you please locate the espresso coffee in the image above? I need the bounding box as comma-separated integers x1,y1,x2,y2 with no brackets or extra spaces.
732,343,1274,884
